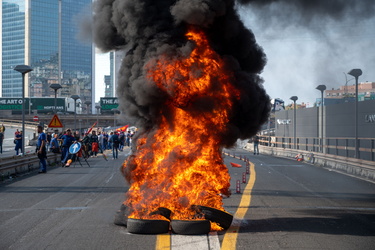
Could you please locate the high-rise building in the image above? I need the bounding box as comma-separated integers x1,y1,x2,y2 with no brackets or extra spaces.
1,0,94,112
104,75,111,97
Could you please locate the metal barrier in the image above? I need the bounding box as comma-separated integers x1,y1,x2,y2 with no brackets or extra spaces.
258,135,375,162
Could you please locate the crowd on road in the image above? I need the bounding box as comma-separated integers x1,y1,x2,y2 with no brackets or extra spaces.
0,122,136,174
34,126,136,172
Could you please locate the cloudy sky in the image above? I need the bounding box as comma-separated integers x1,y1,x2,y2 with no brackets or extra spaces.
237,1,375,107
95,1,375,107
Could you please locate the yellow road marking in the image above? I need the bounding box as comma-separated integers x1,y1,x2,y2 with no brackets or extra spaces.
156,233,171,250
155,160,256,250
221,161,256,250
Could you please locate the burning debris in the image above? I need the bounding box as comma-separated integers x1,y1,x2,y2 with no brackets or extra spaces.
93,0,270,233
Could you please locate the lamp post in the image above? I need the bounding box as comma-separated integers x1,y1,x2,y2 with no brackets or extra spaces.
84,100,91,128
348,69,362,159
95,105,100,128
14,65,33,156
111,108,120,127
316,85,326,153
71,95,80,131
84,100,91,114
290,96,298,149
50,83,62,114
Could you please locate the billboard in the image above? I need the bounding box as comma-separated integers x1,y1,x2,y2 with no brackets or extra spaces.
100,97,119,111
0,98,66,112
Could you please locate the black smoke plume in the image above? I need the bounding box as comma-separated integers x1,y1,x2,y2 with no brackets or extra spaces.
93,0,270,150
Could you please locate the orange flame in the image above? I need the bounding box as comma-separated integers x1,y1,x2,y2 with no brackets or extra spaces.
123,27,239,228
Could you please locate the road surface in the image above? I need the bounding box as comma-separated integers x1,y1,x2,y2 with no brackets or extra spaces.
0,148,374,249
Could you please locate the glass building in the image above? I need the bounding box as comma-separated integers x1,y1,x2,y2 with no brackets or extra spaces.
1,0,94,110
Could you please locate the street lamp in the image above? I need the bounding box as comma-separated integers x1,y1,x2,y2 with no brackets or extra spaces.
50,83,62,114
95,105,101,128
84,100,91,128
14,65,33,156
84,100,91,114
348,68,362,159
111,108,120,127
316,85,326,153
290,96,298,149
71,95,80,131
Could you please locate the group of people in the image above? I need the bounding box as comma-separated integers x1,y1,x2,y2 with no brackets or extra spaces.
34,126,136,171
0,127,27,155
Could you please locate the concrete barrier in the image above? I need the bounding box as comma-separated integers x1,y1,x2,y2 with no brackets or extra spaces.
244,143,375,183
0,153,60,180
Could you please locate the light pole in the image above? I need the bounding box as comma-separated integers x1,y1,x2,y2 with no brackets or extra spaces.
84,100,91,114
112,108,120,127
95,105,100,128
84,100,91,128
14,65,33,156
50,83,62,114
290,96,298,149
71,95,80,131
316,85,326,153
348,69,362,159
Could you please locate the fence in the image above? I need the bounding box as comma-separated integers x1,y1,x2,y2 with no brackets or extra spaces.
259,135,375,162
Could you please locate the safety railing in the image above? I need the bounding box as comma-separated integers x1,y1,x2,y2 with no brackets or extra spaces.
258,135,375,162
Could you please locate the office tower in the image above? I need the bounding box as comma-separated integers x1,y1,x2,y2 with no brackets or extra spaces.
1,0,94,111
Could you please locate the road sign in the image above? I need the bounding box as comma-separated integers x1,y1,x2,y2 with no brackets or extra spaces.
48,114,63,128
33,116,39,121
69,142,82,154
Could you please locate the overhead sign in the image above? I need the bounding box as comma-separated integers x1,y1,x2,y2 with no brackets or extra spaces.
69,142,82,154
48,114,64,128
0,98,65,111
100,97,119,110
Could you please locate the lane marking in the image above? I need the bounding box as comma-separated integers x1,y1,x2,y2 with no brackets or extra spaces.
155,160,256,250
156,233,171,250
221,161,256,250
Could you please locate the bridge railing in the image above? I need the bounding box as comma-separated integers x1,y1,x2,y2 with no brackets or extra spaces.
258,135,375,162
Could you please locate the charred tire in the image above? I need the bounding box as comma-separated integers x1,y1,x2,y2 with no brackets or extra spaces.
149,207,172,220
171,220,211,235
196,205,233,230
127,218,170,234
113,204,129,227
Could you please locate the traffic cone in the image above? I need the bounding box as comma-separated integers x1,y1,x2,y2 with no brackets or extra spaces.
242,172,246,183
230,162,242,168
236,180,241,194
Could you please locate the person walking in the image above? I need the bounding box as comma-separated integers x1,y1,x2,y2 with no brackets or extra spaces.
90,130,99,157
110,132,120,159
253,135,260,155
14,130,23,155
36,125,47,173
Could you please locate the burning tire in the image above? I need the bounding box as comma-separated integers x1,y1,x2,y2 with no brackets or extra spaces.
195,205,233,230
113,204,129,227
127,218,170,234
171,219,211,235
149,207,172,220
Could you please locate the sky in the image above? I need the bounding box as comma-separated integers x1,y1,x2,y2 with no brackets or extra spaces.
94,1,375,107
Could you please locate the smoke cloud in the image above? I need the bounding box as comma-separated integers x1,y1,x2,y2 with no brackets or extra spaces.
235,0,375,105
92,0,270,148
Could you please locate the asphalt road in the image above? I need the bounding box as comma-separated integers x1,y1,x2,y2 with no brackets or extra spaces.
0,147,374,250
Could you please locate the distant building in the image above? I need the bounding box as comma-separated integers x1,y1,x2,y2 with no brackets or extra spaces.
325,82,375,102
104,75,112,97
1,0,94,111
109,50,126,97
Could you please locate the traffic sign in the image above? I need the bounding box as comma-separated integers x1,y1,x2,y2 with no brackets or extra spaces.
69,142,82,154
33,116,39,121
48,114,63,128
